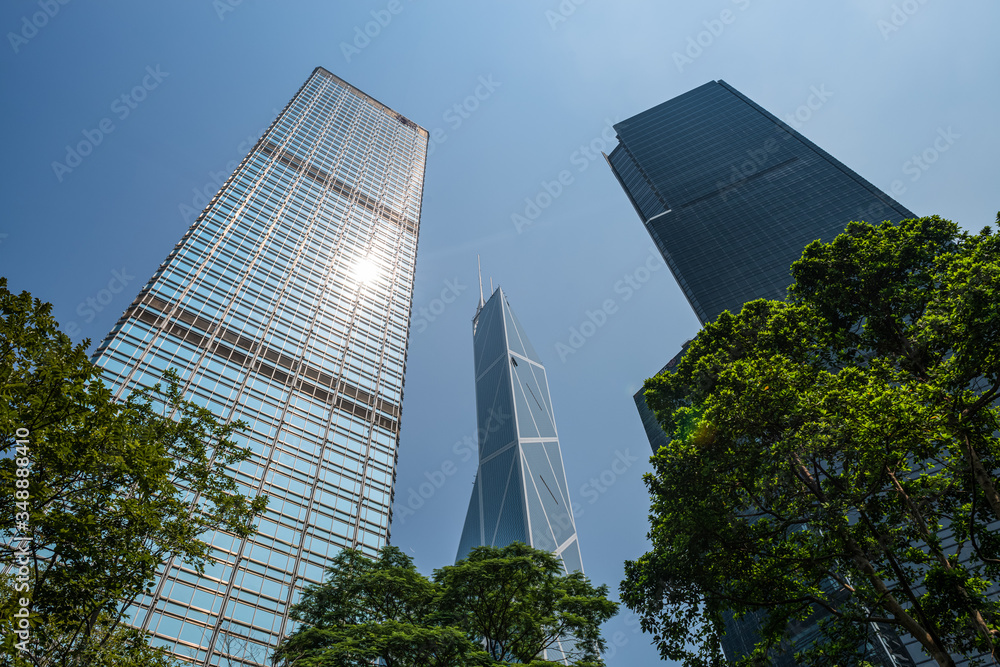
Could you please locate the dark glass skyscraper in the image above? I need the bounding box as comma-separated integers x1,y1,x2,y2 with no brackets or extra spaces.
608,80,917,455
608,80,915,326
608,80,918,666
91,67,427,666
457,287,584,576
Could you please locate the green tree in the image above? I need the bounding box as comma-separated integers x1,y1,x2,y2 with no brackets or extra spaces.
437,542,617,665
273,542,618,666
621,216,1000,667
0,278,268,666
0,573,178,667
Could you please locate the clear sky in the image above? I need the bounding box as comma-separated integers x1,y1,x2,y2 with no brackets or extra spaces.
2,2,998,664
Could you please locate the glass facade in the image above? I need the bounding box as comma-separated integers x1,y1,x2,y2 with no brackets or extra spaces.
608,81,921,666
607,80,915,326
90,67,427,666
632,343,688,455
457,288,584,577
613,80,918,455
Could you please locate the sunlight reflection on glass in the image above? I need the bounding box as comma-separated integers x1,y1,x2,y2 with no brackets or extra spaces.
353,257,380,285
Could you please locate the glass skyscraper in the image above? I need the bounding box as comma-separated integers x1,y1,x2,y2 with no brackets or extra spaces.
90,67,427,666
607,79,915,327
457,287,584,576
608,80,918,456
607,80,917,666
632,347,686,455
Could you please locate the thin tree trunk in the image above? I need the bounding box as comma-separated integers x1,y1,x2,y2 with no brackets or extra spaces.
963,433,1000,522
790,454,957,667
887,470,999,662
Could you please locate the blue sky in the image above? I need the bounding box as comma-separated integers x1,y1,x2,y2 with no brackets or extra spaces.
2,2,998,664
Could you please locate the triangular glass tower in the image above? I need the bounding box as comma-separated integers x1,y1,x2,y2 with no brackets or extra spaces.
456,287,584,575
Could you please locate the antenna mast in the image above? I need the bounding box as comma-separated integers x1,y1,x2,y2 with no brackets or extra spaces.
477,255,485,308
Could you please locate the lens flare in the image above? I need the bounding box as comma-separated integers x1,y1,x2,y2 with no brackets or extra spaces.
353,257,380,284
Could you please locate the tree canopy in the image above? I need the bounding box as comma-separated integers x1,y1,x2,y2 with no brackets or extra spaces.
621,216,1000,667
273,542,618,667
0,278,268,665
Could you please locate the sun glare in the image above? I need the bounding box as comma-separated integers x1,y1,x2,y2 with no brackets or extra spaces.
353,257,380,285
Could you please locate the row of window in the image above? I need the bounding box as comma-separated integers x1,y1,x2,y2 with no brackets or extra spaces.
101,322,407,429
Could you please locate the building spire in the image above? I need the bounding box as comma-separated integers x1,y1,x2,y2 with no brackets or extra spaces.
477,254,485,308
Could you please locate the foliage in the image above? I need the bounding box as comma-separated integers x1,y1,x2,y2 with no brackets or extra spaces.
621,216,1000,667
274,547,486,667
0,573,177,667
0,278,268,665
437,542,618,665
274,542,618,666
